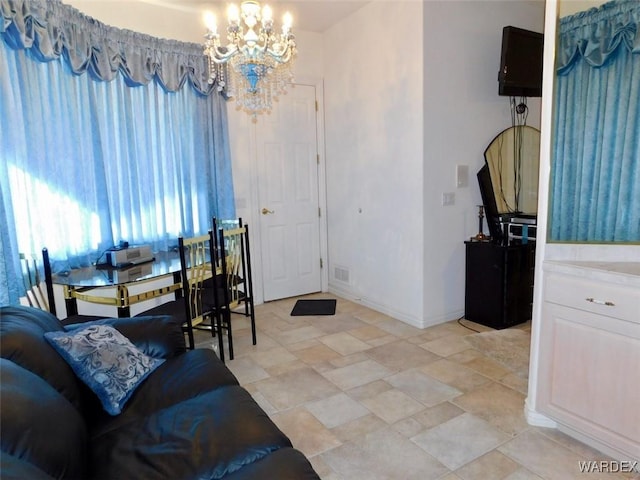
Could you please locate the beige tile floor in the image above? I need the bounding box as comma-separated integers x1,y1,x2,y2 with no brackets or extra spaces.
194,293,639,480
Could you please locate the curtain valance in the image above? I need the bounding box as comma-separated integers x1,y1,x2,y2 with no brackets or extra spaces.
557,0,640,75
0,0,221,95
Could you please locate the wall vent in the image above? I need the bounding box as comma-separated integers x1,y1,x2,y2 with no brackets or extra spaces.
334,265,350,283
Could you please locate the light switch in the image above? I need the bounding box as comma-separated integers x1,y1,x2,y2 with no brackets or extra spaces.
456,164,469,188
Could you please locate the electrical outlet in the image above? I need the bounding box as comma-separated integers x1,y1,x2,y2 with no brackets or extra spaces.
442,192,455,206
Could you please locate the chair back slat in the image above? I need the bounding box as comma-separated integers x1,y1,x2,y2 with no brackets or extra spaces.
178,234,213,327
220,226,248,308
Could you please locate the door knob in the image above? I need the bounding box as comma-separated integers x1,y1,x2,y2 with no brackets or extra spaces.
261,208,275,215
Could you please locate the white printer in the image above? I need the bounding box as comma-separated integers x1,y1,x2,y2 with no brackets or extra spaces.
106,245,154,269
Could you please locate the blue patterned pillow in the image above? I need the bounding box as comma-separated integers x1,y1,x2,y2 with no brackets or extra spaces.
44,324,164,415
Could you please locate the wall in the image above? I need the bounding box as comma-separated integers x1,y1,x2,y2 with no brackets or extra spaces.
66,0,205,44
322,1,425,325
320,0,544,328
420,1,544,327
560,0,605,16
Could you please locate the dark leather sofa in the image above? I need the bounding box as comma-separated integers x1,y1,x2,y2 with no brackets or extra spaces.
0,305,319,480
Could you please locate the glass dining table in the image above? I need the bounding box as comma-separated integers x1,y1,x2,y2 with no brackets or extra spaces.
51,250,185,318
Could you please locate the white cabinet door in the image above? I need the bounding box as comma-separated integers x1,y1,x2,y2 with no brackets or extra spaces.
537,273,640,460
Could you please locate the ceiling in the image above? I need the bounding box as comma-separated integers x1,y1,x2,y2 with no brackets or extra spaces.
138,0,370,33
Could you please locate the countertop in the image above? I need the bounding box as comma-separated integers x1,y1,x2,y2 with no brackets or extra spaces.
543,261,640,289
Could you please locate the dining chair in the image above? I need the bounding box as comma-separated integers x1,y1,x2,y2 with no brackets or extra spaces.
41,248,105,325
211,217,240,258
19,252,49,311
134,234,223,353
208,220,256,360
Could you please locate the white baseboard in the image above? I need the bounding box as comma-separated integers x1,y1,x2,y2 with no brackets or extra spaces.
555,423,640,463
328,284,464,329
524,403,638,461
524,397,557,428
328,284,425,328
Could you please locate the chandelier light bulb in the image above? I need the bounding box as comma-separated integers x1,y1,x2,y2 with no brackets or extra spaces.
282,12,292,34
227,4,240,24
262,5,272,28
203,11,217,35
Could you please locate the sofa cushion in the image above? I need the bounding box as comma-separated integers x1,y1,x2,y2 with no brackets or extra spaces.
0,359,88,479
89,348,239,434
89,385,294,480
45,324,165,415
0,305,85,410
0,451,56,480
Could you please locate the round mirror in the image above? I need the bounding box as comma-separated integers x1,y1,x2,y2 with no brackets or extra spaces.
484,125,540,217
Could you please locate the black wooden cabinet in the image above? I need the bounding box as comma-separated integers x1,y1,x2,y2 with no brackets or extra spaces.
464,240,535,329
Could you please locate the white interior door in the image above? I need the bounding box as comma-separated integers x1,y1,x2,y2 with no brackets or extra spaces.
257,84,322,301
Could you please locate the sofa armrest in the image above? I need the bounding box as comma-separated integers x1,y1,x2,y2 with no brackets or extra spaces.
65,315,186,359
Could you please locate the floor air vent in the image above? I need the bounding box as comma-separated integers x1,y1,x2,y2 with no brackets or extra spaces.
334,266,349,283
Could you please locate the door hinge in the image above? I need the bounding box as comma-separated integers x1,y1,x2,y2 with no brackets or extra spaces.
320,258,323,268
317,154,320,165
318,207,321,217
315,100,318,112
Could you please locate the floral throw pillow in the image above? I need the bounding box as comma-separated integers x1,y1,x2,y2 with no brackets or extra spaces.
44,324,164,415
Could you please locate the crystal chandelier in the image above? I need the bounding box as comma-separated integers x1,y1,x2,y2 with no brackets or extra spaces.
204,1,296,118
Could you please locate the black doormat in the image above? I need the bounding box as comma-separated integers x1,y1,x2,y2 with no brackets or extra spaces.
291,299,337,316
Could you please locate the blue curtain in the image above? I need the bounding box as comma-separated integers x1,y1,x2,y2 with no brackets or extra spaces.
549,0,640,242
0,0,235,305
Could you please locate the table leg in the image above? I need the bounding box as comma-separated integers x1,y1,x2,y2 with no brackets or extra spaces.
64,296,79,317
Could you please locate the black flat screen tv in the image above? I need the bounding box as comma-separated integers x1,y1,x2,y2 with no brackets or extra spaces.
498,26,543,97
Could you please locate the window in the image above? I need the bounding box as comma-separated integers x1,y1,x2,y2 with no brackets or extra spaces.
1,1,234,303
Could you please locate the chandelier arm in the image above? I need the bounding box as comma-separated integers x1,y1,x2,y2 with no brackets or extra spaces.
265,47,294,63
209,45,240,63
